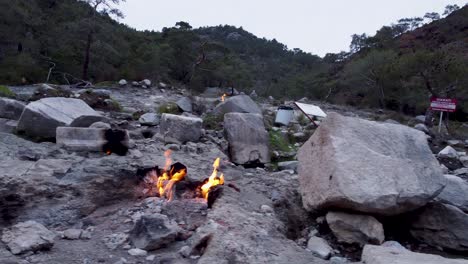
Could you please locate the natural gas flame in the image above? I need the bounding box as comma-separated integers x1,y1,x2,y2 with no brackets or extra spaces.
156,150,187,201
221,93,227,102
200,158,225,200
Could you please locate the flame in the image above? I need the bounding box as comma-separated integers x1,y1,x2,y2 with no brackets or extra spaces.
200,158,225,200
156,150,187,201
221,93,227,102
106,150,112,155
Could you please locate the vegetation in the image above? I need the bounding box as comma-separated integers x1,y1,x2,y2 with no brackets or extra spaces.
203,113,223,130
269,130,291,153
0,1,466,120
157,102,180,115
0,85,15,98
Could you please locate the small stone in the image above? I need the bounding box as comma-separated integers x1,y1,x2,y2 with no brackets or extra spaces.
63,229,82,240
178,245,191,258
260,205,274,214
119,79,127,86
438,146,458,158
90,121,111,129
414,123,429,134
128,248,147,256
330,256,348,263
146,255,156,261
307,236,332,260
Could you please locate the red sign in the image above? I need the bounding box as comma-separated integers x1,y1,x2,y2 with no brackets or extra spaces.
430,97,457,112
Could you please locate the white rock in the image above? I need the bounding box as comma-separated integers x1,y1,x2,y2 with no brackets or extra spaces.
326,211,385,246
436,175,468,212
1,221,55,255
146,255,156,261
17,97,101,139
307,236,332,260
415,115,426,123
260,205,273,214
140,79,151,87
438,146,459,158
414,123,429,134
119,79,127,86
298,112,445,215
362,244,468,264
138,113,160,126
63,229,82,240
128,248,147,256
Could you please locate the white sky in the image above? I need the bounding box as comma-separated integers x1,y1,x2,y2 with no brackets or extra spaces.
120,0,467,57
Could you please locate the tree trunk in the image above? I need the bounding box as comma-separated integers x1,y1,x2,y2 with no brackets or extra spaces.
82,32,93,81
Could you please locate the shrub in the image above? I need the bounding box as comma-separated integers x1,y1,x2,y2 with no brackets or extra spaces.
203,113,224,130
0,85,15,98
269,130,291,152
158,102,180,115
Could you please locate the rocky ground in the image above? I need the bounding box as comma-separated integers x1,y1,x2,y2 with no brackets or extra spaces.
0,82,468,264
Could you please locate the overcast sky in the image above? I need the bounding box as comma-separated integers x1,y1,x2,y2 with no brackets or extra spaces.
120,0,466,57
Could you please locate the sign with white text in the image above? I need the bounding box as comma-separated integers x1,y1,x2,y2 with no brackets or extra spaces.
430,97,457,113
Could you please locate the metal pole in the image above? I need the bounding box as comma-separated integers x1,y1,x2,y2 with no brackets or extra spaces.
438,111,443,133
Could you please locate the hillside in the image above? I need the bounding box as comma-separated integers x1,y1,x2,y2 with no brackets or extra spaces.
0,0,466,119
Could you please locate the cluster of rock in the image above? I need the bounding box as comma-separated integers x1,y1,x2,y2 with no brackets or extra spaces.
297,112,468,262
1,82,468,263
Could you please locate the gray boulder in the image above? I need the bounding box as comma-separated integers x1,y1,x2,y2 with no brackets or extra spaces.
362,244,468,264
160,114,202,143
1,221,55,255
307,236,332,260
414,123,429,134
139,113,160,126
17,97,101,139
213,95,262,116
176,97,193,113
56,127,107,152
326,211,384,246
277,161,298,172
69,115,110,127
90,121,111,129
411,202,468,251
298,112,445,215
0,98,25,120
436,175,468,212
224,113,270,165
0,118,18,133
129,214,179,250
56,127,129,153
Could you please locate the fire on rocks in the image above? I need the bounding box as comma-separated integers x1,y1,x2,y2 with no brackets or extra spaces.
0,84,467,264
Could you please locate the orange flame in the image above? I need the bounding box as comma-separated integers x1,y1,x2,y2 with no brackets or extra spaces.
157,150,187,201
221,93,227,102
201,158,225,200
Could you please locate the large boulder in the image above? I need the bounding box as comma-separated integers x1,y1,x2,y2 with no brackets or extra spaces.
224,113,270,165
17,97,101,140
160,113,202,143
436,175,468,212
0,98,26,120
362,244,468,264
56,127,129,154
213,95,262,116
410,202,468,252
326,211,384,246
129,214,179,250
298,112,445,215
1,221,55,255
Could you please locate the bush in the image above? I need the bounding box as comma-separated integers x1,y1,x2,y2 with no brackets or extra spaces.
269,130,291,152
203,113,223,130
0,85,15,98
158,102,180,114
